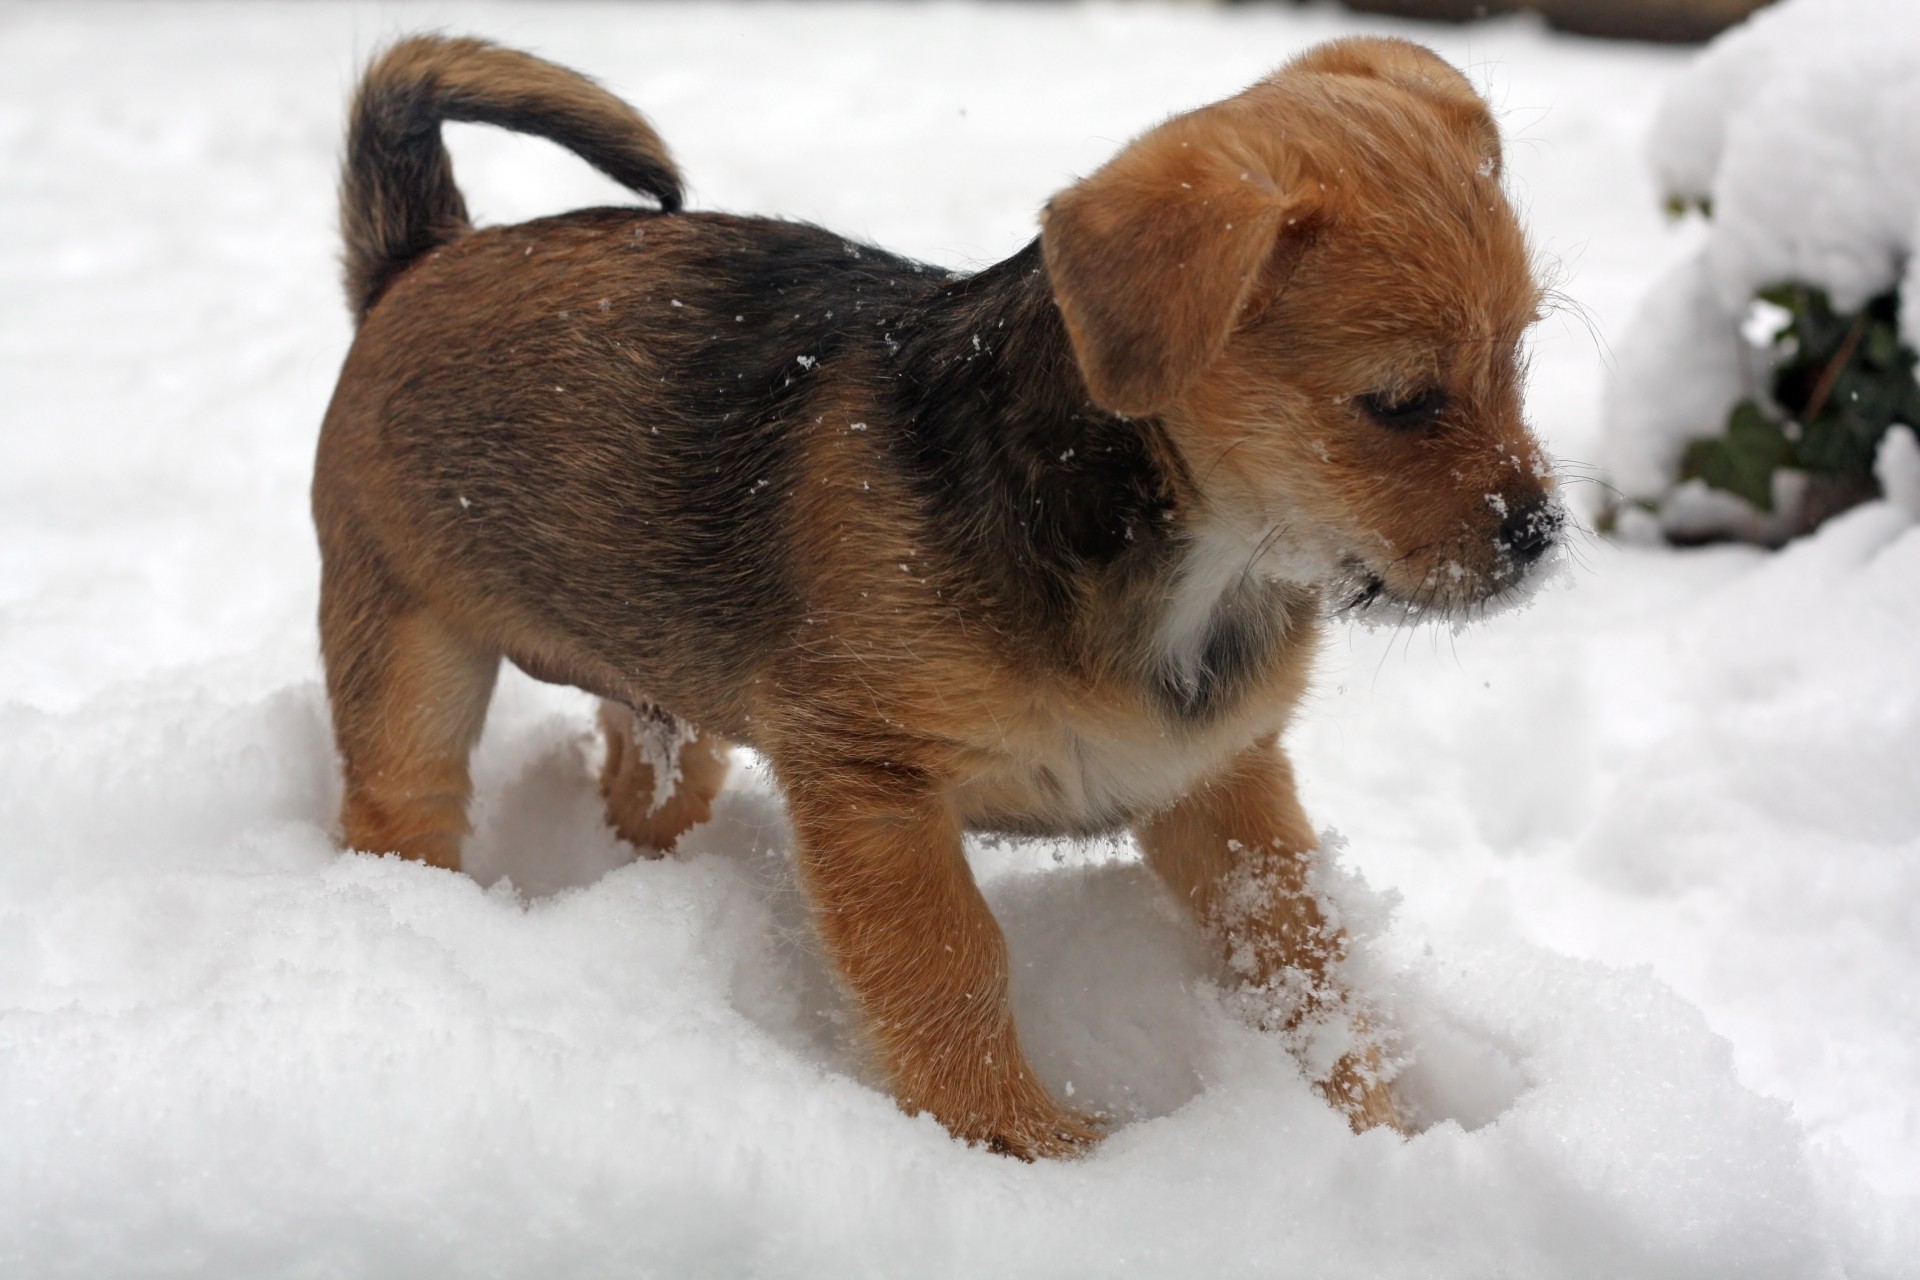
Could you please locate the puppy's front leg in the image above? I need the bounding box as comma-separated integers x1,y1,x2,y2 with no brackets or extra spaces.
780,760,1098,1159
1136,737,1399,1132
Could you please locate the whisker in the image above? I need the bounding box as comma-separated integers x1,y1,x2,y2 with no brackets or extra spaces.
1232,520,1291,595
1201,434,1257,488
1539,284,1612,368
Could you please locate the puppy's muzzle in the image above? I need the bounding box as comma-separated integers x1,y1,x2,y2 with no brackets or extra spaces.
1498,497,1564,568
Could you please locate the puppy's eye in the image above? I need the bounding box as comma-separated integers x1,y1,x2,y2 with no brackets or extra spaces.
1358,388,1448,431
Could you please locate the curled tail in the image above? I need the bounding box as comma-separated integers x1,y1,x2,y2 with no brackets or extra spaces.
340,34,683,323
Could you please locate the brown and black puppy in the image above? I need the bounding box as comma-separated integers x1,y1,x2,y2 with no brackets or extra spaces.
314,34,1560,1158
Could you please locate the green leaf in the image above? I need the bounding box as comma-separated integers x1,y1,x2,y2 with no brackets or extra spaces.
1682,400,1793,511
1658,282,1919,535
1663,193,1713,221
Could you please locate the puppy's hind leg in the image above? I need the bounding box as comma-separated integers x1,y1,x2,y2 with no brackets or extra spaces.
598,701,730,855
320,548,499,872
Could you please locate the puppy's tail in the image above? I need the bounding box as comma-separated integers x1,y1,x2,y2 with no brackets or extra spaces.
341,34,683,323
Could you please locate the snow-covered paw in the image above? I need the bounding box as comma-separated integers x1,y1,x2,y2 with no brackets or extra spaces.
980,1103,1105,1162
1320,1045,1404,1135
597,700,730,855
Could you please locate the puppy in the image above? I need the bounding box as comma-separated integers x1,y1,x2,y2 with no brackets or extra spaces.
314,34,1560,1158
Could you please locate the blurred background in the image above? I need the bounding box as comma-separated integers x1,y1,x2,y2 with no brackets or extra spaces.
1319,0,1772,43
2,3,1914,1278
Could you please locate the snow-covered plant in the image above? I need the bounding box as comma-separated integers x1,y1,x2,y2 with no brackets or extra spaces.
1679,283,1920,531
1601,0,1920,544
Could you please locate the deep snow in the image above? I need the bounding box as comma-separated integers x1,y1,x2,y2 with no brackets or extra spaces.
2,3,1917,1277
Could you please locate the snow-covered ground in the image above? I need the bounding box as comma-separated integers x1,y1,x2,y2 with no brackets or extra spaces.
3,3,1916,1276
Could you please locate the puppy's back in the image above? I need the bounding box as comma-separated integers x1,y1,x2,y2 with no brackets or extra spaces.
317,207,946,735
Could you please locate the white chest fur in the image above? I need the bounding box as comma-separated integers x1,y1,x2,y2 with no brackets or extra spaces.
1155,519,1272,695
951,524,1309,835
951,699,1281,835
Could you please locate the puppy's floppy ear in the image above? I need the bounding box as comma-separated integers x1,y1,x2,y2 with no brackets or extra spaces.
1287,36,1502,178
1041,116,1319,417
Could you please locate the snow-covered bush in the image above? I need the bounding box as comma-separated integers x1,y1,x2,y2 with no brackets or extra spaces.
1601,0,1920,544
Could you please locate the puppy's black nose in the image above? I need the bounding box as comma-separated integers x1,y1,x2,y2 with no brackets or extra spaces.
1498,498,1561,565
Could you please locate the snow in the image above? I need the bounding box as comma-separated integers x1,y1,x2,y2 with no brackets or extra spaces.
1877,425,1920,518
1604,0,1920,514
2,2,1916,1275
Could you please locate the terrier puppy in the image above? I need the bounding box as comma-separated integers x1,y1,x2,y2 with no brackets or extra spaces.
314,34,1560,1158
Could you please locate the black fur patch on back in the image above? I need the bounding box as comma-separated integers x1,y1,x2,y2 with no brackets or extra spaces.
889,240,1179,645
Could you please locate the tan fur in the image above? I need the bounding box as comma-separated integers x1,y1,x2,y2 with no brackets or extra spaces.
315,34,1559,1157
1137,737,1397,1129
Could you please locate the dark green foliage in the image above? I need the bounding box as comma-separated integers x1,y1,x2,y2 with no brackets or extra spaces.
1682,283,1920,513
1682,400,1792,510
1664,193,1713,220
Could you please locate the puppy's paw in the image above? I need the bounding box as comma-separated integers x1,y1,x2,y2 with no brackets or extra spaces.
598,700,729,855
981,1103,1105,1162
901,1055,1104,1160
1320,1045,1403,1135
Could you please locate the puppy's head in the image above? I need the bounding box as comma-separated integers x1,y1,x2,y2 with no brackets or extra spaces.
1042,37,1561,620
